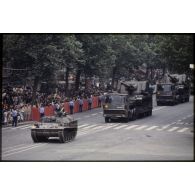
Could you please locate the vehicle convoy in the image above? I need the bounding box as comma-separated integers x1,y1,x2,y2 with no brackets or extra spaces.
156,74,190,106
103,80,153,123
31,112,77,143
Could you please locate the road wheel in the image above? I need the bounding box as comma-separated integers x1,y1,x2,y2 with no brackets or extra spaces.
58,131,66,143
105,117,110,123
31,130,39,143
148,110,152,116
157,102,161,106
38,136,48,142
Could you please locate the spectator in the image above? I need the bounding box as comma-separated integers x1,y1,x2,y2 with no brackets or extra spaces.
11,107,18,127
3,109,8,126
87,96,92,110
78,97,83,112
69,98,74,114
98,94,103,107
39,104,45,119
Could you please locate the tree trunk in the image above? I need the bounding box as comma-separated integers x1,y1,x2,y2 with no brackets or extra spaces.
65,67,70,95
111,66,117,89
32,76,39,106
75,69,81,91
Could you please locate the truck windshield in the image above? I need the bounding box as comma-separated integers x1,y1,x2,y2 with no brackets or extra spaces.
107,95,126,104
157,84,172,92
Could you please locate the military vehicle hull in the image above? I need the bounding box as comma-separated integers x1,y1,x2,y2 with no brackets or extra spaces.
156,83,190,106
31,117,77,143
103,93,152,123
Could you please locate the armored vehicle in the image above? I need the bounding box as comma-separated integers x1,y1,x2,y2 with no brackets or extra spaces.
156,74,190,106
31,114,77,143
103,81,153,123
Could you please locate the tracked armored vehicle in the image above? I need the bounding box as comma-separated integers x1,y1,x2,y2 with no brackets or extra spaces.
31,114,77,143
103,81,153,122
156,74,190,106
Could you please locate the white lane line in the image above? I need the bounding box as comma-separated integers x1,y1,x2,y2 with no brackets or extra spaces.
84,115,90,118
3,144,43,154
153,107,167,111
124,125,139,130
113,125,128,130
80,124,98,129
2,144,47,157
177,128,189,133
92,113,98,116
167,127,179,132
90,125,104,130
145,126,159,131
2,144,27,151
156,125,170,131
134,125,148,130
78,124,89,128
104,125,119,130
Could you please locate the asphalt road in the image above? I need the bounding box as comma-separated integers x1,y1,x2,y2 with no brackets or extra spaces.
1,96,194,161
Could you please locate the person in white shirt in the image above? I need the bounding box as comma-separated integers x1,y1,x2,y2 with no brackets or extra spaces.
39,104,45,119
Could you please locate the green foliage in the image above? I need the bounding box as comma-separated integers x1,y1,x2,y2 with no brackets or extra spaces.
3,34,193,91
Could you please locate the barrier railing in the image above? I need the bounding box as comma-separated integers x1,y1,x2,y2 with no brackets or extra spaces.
31,96,100,121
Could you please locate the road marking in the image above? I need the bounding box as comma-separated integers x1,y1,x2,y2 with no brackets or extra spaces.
156,125,170,131
2,144,46,157
104,124,120,130
177,128,189,133
3,144,43,154
2,144,27,151
113,125,128,130
145,126,159,131
81,124,98,129
124,125,139,130
78,124,89,128
167,127,179,132
90,125,104,130
153,107,167,111
134,125,148,130
92,113,98,116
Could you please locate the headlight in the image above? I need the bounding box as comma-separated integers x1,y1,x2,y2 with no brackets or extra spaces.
104,104,108,109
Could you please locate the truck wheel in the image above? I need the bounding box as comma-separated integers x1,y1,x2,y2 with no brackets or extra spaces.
105,117,110,123
132,112,137,121
148,110,152,116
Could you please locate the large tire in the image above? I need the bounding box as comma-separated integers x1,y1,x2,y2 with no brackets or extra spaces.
157,102,161,106
105,117,110,123
148,110,152,116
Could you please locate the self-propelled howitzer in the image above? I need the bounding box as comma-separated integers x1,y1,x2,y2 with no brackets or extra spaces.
103,80,153,123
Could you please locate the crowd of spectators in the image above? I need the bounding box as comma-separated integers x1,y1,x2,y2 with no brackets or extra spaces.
2,85,105,126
